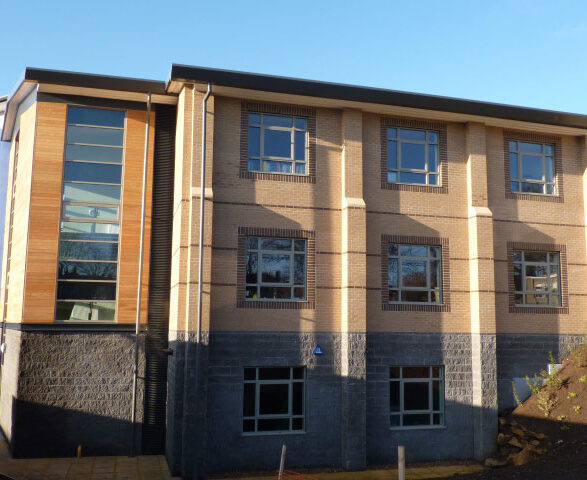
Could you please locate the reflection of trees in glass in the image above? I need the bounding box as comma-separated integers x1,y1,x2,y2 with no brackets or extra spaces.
402,261,427,287
262,254,290,283
246,253,258,283
58,261,116,280
59,241,118,261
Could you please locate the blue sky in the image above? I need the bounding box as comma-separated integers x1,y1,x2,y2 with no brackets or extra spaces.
2,0,587,113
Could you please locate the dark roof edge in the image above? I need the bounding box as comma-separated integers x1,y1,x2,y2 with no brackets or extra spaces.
24,67,167,95
170,64,587,130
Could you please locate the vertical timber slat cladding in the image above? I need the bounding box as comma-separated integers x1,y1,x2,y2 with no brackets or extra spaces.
117,109,155,324
23,102,66,322
142,104,176,454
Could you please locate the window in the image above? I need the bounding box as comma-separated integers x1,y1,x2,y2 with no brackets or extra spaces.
56,106,125,321
243,367,305,434
386,127,439,186
247,113,308,175
390,366,444,429
245,237,306,301
513,250,561,306
388,244,442,304
509,141,555,195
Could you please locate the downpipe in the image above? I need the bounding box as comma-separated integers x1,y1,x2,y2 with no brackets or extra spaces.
130,92,151,456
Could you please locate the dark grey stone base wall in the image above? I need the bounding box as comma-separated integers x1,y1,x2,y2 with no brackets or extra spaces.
205,331,345,473
496,334,585,412
366,333,475,465
8,330,145,458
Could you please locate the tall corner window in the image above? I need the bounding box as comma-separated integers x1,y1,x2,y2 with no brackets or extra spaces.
248,113,308,175
388,244,442,304
56,106,126,322
245,237,306,301
386,127,440,186
509,141,555,195
513,250,561,306
243,367,305,434
390,366,444,429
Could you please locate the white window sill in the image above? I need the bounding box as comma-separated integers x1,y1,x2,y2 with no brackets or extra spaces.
390,425,446,431
242,430,306,437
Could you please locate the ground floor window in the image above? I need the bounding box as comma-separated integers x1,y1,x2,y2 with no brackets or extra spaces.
243,366,305,434
390,366,444,428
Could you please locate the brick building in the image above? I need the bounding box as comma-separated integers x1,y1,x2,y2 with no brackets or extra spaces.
0,65,585,478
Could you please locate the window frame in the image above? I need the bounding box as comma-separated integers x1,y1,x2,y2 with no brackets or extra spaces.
247,113,308,176
507,242,568,314
503,131,563,203
245,237,307,302
513,250,561,307
508,140,556,196
242,366,306,436
55,105,126,323
381,117,448,194
385,127,440,187
237,227,315,310
240,102,316,184
389,366,445,430
387,243,443,305
381,235,450,312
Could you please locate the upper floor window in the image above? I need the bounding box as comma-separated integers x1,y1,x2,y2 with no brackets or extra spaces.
245,237,306,301
513,250,561,306
509,141,555,195
56,106,125,322
388,244,443,304
386,127,439,186
248,113,308,175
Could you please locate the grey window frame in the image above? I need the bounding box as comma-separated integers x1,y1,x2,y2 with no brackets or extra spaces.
389,366,445,430
388,244,443,304
245,237,307,302
56,106,125,322
508,140,556,196
248,113,308,176
243,367,305,435
513,250,561,307
386,127,440,186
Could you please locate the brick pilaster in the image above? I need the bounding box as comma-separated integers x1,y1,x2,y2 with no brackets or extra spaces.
340,109,366,470
466,122,498,460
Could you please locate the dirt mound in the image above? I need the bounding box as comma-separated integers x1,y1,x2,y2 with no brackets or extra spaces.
460,340,587,479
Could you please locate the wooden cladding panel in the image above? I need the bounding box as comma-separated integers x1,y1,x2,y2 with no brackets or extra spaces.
22,103,154,324
3,103,37,323
23,102,66,322
117,110,155,324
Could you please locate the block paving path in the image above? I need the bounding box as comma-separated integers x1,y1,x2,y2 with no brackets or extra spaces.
0,455,178,480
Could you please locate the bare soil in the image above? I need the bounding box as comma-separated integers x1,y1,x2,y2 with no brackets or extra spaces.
434,341,587,479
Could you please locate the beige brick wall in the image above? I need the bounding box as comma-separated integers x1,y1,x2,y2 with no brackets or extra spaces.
172,90,587,336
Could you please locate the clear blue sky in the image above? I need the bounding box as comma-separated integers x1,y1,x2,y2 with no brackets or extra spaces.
2,0,587,113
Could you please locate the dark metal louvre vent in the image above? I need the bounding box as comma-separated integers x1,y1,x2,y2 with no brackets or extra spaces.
142,104,176,454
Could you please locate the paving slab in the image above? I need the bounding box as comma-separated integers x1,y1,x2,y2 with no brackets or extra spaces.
0,455,177,480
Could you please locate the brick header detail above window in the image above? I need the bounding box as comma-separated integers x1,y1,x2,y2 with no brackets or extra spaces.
237,227,315,309
503,130,563,203
507,241,569,314
380,117,448,194
381,235,451,312
240,102,317,183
